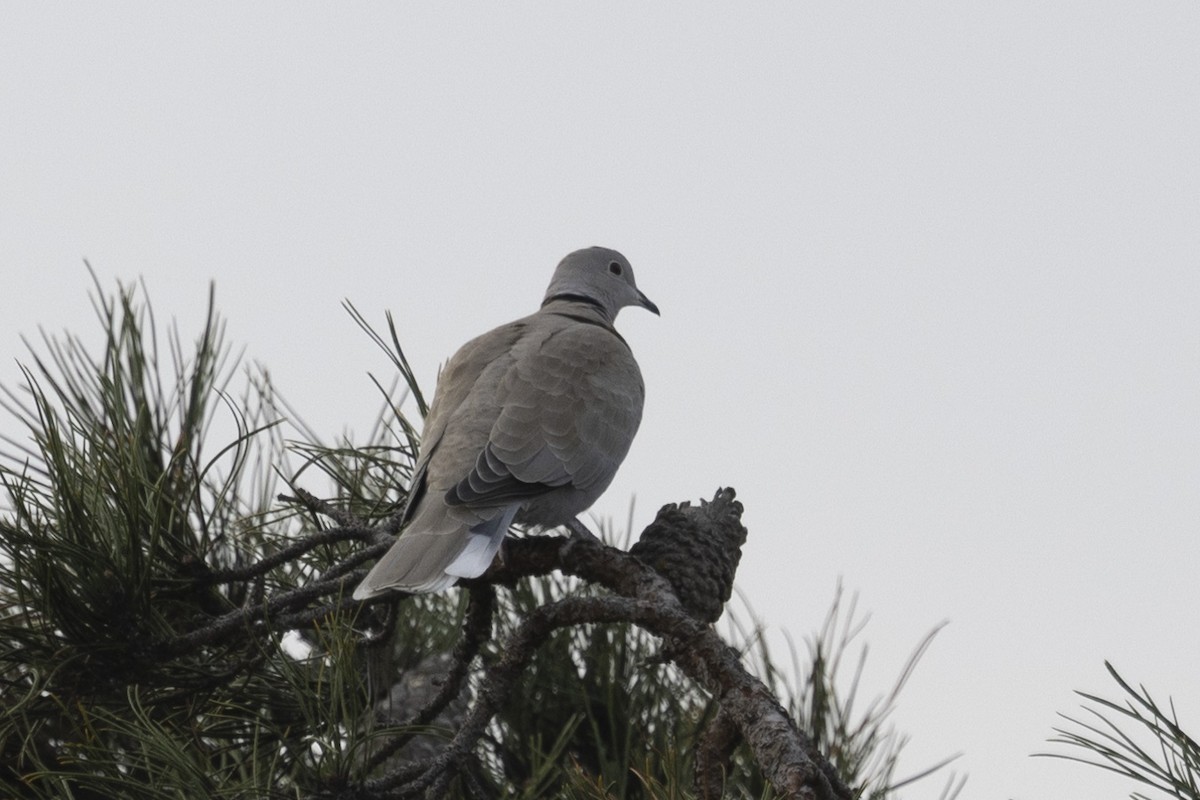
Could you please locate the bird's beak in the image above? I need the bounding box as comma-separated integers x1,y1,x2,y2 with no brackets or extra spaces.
638,291,661,316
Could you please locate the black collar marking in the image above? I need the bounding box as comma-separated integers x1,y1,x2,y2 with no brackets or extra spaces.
541,292,607,312
548,311,629,348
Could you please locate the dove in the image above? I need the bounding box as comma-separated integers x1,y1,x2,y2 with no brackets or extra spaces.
353,247,658,599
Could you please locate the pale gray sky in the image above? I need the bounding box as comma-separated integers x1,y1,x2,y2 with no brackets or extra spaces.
3,5,1199,798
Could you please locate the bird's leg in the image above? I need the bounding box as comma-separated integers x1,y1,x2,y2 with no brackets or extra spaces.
565,517,601,542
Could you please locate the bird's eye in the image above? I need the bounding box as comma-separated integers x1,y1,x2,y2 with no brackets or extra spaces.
609,261,623,276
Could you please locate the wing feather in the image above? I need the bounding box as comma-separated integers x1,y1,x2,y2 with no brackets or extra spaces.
446,321,644,510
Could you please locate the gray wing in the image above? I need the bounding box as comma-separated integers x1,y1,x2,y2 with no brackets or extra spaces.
353,318,532,598
446,322,645,510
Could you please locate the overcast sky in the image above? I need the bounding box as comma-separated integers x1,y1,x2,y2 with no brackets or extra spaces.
3,5,1199,798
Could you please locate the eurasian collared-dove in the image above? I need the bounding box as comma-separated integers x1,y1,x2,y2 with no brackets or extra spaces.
353,247,658,599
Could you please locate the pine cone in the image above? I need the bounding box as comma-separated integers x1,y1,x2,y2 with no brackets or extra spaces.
630,488,747,623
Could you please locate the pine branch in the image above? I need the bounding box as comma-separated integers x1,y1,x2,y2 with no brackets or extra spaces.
332,489,850,800
362,587,496,774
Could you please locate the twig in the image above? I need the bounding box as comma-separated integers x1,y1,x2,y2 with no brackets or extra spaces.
162,563,372,654
362,587,495,773
277,487,367,530
199,525,379,584
695,704,740,800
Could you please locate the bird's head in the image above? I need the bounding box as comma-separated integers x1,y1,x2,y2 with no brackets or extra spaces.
542,247,660,321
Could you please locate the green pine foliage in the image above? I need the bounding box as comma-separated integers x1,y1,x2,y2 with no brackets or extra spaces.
1042,663,1200,800
0,275,959,798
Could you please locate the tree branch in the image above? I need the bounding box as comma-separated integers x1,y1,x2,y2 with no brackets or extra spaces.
362,587,495,773
352,488,851,800
160,487,851,799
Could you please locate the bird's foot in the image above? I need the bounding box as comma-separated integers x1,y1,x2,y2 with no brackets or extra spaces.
565,517,601,542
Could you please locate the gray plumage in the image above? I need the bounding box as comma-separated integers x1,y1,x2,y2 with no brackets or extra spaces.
353,247,658,599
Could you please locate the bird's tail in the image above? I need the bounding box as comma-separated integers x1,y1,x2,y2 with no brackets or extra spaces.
445,505,518,579
352,503,517,599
